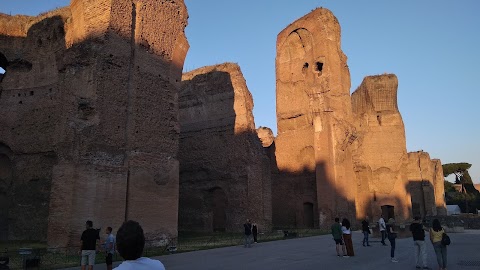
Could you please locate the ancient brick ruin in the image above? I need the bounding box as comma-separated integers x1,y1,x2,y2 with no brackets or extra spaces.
0,0,188,246
178,63,271,232
0,2,446,245
267,8,446,229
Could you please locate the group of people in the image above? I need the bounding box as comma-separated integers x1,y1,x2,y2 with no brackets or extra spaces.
330,218,355,257
331,215,449,269
80,220,166,270
243,219,259,248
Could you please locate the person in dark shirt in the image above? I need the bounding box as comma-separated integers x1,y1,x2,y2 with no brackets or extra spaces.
252,221,258,243
331,217,346,257
80,220,100,270
243,219,252,248
361,216,371,247
410,216,429,269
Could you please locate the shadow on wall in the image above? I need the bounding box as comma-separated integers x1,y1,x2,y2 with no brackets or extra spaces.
0,5,186,247
178,69,272,233
270,160,359,229
406,180,436,219
0,15,66,242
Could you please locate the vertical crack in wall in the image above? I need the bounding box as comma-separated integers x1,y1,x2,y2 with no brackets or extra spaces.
124,0,137,221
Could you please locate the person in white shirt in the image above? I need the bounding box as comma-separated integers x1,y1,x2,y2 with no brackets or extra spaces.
378,215,387,246
114,220,165,270
341,218,354,256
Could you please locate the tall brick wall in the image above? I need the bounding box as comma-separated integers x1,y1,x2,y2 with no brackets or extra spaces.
275,8,356,229
0,0,189,246
351,74,412,222
179,63,272,232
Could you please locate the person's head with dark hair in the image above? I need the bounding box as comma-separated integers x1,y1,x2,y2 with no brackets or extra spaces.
85,220,93,228
341,218,350,229
335,217,339,223
106,227,112,234
116,220,145,260
432,218,442,232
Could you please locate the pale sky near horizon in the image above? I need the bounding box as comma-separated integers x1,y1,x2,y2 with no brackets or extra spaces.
1,1,479,183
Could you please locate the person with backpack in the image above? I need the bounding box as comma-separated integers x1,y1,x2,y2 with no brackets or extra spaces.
430,219,448,270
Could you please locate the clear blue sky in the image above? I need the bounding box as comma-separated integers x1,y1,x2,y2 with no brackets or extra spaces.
1,1,479,183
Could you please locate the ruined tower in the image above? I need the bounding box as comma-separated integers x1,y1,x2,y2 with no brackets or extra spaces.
274,8,357,228
351,74,412,221
0,0,189,246
178,63,272,232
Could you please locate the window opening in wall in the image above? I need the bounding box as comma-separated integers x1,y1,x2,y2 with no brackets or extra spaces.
302,62,309,75
314,62,323,77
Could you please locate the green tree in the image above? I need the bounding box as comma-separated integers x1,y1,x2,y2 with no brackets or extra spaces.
442,163,473,184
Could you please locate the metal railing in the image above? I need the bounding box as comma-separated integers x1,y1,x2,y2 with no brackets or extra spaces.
0,229,327,269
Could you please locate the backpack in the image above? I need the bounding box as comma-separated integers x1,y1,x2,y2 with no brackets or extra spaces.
441,232,451,246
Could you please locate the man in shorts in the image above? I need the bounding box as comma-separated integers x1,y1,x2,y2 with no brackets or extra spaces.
331,217,347,257
80,220,100,270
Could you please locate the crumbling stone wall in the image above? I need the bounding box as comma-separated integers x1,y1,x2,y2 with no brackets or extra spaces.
0,0,189,246
407,151,447,217
274,8,356,228
351,74,412,222
179,63,272,232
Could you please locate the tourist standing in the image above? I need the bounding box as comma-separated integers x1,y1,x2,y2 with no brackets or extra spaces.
378,215,387,246
361,216,371,247
386,218,398,263
331,218,347,257
104,227,116,270
80,220,100,270
430,219,447,270
114,220,165,270
252,221,258,243
410,216,429,269
243,219,253,248
341,218,354,256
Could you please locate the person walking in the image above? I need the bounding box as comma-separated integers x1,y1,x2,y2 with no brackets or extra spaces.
341,218,354,257
104,227,116,270
361,216,371,247
243,219,253,248
386,218,398,263
410,216,429,269
378,215,387,246
430,219,447,270
331,218,347,257
252,221,258,243
80,220,100,270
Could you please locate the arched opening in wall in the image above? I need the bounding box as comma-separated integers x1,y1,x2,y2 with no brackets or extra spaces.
381,205,395,220
210,187,227,232
303,202,314,228
0,52,8,83
0,144,13,241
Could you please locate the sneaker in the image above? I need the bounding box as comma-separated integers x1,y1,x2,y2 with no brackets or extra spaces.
391,258,398,263
343,255,349,258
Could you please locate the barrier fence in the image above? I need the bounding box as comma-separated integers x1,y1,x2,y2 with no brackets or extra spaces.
0,229,327,269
